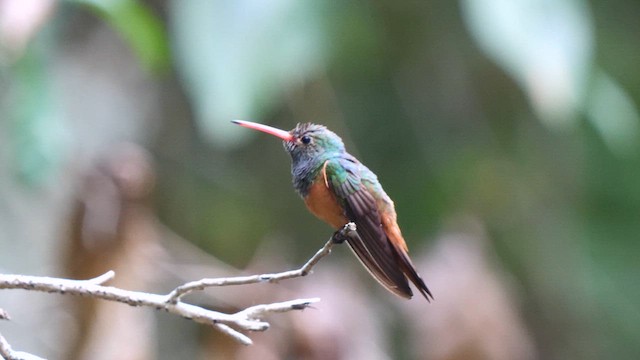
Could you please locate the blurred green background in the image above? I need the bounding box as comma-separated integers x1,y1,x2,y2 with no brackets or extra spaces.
1,0,639,359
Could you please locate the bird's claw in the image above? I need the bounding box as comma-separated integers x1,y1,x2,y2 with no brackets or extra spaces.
332,222,356,244
331,231,347,244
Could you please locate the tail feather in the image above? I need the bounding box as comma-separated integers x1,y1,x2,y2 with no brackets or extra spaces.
345,232,413,299
394,247,433,301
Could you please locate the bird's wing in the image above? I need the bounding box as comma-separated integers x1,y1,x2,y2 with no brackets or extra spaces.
363,181,433,301
325,158,413,299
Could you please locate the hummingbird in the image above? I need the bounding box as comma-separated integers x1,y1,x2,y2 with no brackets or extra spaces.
233,120,433,301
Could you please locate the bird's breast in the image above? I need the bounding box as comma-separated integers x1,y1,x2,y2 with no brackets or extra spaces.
303,179,348,229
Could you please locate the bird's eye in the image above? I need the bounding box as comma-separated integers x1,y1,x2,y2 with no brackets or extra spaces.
301,135,311,145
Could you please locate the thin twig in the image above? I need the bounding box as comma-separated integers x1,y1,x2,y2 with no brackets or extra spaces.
0,223,357,352
86,270,115,285
165,222,356,303
212,324,253,346
0,273,318,345
0,332,46,360
165,240,329,301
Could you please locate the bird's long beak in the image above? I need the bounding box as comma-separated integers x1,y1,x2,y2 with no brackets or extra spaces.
232,120,293,142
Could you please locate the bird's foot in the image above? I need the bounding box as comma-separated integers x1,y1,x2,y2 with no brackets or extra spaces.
332,222,357,244
331,230,347,244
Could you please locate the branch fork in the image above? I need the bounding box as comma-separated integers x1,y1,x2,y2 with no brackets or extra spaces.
0,223,357,358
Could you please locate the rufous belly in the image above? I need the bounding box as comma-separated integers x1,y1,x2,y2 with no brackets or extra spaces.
303,179,348,229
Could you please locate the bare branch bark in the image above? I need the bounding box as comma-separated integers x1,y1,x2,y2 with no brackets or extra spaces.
0,332,46,360
166,222,356,303
0,223,356,357
0,272,319,335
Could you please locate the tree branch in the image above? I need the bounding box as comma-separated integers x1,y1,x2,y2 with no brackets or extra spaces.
0,223,356,356
166,221,356,303
0,331,46,360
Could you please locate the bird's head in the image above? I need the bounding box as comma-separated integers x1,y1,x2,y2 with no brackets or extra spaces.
233,120,345,163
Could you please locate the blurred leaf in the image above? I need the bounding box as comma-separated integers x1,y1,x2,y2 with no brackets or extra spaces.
169,0,329,148
460,0,594,129
70,0,170,73
9,33,69,185
0,0,56,61
585,69,640,157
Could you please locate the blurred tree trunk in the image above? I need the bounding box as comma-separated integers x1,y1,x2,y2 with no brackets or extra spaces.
62,145,160,360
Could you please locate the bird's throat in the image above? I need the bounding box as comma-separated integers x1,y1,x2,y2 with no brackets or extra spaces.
291,158,322,197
